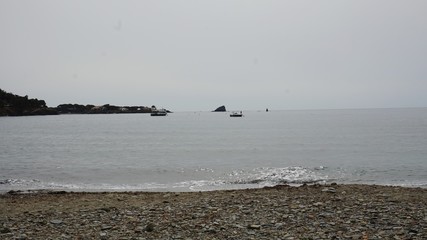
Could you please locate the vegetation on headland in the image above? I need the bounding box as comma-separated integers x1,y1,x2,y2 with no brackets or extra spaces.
0,89,57,116
56,104,152,114
0,89,165,116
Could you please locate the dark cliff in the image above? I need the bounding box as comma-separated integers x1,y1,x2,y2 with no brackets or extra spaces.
0,89,58,116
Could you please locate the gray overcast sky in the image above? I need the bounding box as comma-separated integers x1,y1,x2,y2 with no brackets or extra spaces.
1,1,426,111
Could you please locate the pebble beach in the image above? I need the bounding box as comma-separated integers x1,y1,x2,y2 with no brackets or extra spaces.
1,184,426,240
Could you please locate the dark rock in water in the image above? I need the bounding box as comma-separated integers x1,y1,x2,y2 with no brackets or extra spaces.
48,191,68,194
7,190,21,195
213,105,226,112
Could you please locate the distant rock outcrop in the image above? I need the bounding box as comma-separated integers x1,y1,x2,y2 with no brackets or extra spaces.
213,105,226,112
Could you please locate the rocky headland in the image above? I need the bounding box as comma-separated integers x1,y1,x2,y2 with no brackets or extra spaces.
0,89,57,116
0,89,165,116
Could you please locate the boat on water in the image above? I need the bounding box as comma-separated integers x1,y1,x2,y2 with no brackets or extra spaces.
151,109,167,116
230,111,243,117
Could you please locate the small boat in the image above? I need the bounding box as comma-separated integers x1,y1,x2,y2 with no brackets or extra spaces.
151,109,167,116
230,111,243,117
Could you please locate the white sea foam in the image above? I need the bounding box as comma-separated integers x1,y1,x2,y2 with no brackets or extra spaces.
225,167,328,185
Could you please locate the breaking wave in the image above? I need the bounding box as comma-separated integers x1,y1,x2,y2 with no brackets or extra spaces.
0,178,171,192
184,166,331,191
226,166,329,185
0,166,331,192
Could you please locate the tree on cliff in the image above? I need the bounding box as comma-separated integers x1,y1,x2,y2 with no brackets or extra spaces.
0,88,57,116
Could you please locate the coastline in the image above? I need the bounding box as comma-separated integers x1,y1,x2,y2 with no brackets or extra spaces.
1,184,426,239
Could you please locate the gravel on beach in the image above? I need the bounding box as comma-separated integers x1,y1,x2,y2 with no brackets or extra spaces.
1,184,426,239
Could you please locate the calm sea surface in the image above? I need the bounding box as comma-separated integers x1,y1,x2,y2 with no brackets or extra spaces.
1,108,427,192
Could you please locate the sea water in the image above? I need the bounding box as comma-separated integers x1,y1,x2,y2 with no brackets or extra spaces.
1,108,426,192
